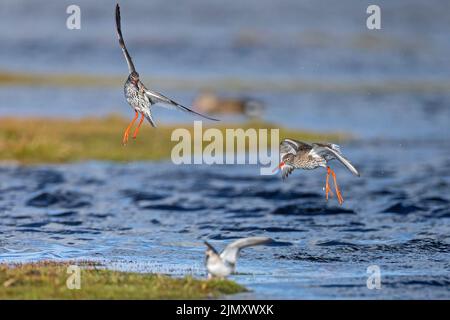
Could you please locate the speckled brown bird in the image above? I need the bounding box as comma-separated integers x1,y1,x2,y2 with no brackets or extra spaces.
275,139,360,205
115,4,218,145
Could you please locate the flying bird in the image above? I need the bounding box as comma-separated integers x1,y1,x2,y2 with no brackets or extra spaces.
115,4,219,145
204,237,273,279
275,139,360,205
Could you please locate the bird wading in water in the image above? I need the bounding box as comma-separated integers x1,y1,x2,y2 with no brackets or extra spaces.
204,237,273,279
275,138,360,205
115,4,219,145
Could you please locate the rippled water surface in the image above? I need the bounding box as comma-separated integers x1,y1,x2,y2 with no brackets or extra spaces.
0,0,449,299
1,139,449,299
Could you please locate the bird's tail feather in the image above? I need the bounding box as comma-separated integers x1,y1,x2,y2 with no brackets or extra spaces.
142,109,157,127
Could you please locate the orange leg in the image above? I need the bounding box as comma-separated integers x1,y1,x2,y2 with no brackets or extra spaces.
132,113,145,139
325,166,334,201
122,111,139,145
328,167,344,205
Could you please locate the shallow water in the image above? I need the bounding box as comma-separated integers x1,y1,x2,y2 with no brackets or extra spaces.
0,139,449,299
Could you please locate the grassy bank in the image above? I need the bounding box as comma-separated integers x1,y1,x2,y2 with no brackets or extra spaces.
2,70,450,93
0,261,245,299
0,116,346,164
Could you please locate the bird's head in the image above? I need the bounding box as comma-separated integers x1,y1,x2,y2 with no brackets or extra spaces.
275,153,294,172
282,153,295,165
129,71,140,84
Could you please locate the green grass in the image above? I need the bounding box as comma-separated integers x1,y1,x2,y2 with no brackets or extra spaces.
0,261,246,299
2,70,450,93
0,116,347,164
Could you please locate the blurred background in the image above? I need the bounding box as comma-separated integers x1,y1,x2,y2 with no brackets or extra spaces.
0,0,449,299
0,0,449,138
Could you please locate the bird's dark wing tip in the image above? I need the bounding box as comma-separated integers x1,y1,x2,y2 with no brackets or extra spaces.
115,4,121,26
204,241,218,254
187,107,220,122
204,240,212,248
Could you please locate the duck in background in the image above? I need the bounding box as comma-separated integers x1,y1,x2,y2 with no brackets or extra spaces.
193,90,264,119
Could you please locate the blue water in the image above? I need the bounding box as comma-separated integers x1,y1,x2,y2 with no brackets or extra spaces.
0,0,449,299
0,139,449,299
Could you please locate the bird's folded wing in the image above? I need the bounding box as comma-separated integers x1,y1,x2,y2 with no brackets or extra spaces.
145,90,219,121
220,237,272,264
281,163,295,180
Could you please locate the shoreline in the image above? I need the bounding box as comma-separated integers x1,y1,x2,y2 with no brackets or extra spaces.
0,116,349,165
2,70,450,94
0,261,246,299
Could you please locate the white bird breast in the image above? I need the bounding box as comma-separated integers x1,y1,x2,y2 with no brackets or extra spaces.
208,260,232,277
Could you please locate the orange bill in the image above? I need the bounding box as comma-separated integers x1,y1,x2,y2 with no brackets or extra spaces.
272,161,285,173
